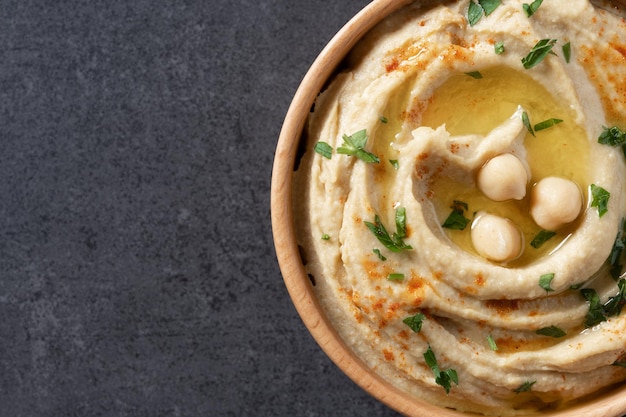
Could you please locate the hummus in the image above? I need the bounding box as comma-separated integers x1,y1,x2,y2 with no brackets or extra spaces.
294,0,626,414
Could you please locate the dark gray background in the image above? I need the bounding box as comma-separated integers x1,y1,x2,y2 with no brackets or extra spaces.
0,0,402,416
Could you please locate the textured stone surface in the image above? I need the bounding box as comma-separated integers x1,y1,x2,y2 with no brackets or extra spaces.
0,0,401,416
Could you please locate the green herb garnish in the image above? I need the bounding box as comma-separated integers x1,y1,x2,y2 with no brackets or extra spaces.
465,71,483,79
562,41,571,63
395,207,407,238
364,212,413,253
534,118,563,131
523,0,543,17
535,325,566,338
494,42,505,55
337,129,380,163
522,111,535,137
442,200,471,230
530,230,556,248
379,116,388,124
539,273,555,293
373,248,387,261
521,38,557,69
321,233,330,240
388,273,405,282
424,345,458,394
403,313,425,333
581,287,607,327
609,218,626,280
468,0,502,25
598,125,626,147
603,279,626,318
590,184,610,217
389,159,399,170
487,334,498,351
314,142,333,159
514,381,536,393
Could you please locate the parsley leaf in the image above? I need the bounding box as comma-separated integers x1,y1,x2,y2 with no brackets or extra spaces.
424,345,458,394
379,116,388,124
522,111,535,137
388,273,405,282
480,0,501,15
580,279,626,328
523,0,543,17
609,218,626,280
581,288,607,327
494,41,505,55
468,0,484,26
314,142,333,159
395,207,407,238
389,159,399,170
590,184,610,217
539,273,555,293
442,200,471,230
534,118,563,132
536,325,566,338
562,41,571,63
465,71,483,79
337,129,380,163
468,0,501,26
531,230,556,248
521,38,557,69
373,248,387,261
514,381,536,393
321,233,330,240
598,125,626,147
364,213,413,253
487,334,498,351
403,313,425,332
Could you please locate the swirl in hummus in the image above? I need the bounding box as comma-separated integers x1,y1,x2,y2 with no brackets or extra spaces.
294,0,626,415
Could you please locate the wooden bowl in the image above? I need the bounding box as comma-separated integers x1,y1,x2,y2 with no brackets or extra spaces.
271,1,626,415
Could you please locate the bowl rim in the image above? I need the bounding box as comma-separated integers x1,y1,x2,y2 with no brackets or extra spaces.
270,1,626,415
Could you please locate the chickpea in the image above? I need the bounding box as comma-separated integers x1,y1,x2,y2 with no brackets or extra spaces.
471,211,523,262
477,153,528,202
530,177,582,231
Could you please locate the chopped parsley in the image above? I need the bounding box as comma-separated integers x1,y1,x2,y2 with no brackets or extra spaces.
530,230,556,248
562,41,571,63
590,184,610,218
609,218,626,280
581,280,626,328
468,0,502,26
373,248,387,261
442,200,471,230
364,210,413,252
379,116,388,124
465,71,483,79
514,381,536,393
388,273,405,282
522,111,535,137
487,334,498,351
321,233,330,240
424,345,458,394
598,125,626,147
389,159,399,170
314,142,333,159
539,273,555,293
395,207,407,238
494,41,505,55
337,129,380,163
521,38,557,69
523,0,543,17
534,118,563,132
535,325,566,338
403,313,425,333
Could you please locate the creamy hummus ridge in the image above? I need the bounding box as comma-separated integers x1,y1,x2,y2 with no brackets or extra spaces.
294,0,626,415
